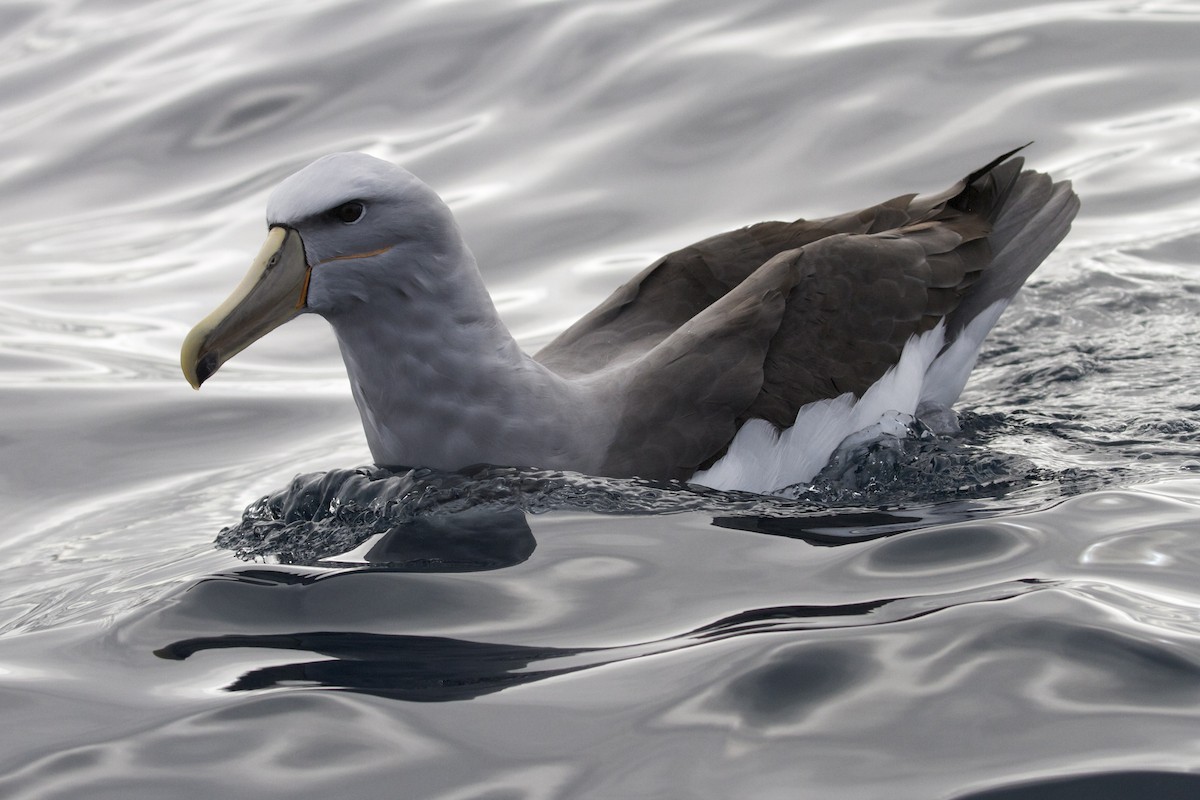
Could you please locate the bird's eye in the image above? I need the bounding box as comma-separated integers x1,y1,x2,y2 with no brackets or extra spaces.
334,201,365,224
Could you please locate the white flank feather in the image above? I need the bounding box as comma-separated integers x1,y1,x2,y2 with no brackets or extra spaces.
691,300,1009,494
919,300,1008,409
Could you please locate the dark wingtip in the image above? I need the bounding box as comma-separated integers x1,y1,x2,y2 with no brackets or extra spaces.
964,141,1034,187
952,142,1035,217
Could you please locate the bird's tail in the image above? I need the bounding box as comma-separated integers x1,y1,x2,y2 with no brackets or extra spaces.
913,151,1079,412
946,152,1081,336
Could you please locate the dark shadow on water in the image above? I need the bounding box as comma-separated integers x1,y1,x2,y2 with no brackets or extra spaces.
325,507,536,571
154,565,1043,702
218,495,541,569
711,510,925,546
156,631,592,702
953,771,1200,800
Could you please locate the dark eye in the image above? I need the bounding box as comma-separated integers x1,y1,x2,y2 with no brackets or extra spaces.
334,201,365,224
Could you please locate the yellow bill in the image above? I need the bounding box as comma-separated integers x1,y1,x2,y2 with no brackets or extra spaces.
181,226,310,388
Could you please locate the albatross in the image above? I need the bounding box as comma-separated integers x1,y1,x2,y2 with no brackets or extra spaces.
181,147,1078,492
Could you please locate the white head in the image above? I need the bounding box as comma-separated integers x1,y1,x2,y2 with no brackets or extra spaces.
266,152,468,318
181,152,477,386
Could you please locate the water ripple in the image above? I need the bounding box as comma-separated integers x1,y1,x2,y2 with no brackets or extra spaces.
3,1,1200,798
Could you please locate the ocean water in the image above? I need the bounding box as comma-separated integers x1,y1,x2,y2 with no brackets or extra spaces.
2,1,1200,797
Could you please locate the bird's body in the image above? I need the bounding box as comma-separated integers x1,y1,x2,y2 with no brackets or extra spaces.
182,148,1078,492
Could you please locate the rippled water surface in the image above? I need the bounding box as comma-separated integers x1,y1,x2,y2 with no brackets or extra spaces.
3,1,1200,798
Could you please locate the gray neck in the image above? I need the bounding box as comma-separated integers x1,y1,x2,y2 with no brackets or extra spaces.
324,252,610,472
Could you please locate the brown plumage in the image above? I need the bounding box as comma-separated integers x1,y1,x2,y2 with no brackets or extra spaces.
536,147,1079,480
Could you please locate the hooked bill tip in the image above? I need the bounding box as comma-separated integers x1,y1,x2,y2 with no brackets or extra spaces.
195,351,219,387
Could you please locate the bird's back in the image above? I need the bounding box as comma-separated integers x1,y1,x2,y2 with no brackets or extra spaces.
535,148,1079,480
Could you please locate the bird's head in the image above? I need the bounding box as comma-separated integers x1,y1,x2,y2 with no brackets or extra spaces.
180,152,461,388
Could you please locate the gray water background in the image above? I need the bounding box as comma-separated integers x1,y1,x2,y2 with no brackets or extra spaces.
2,1,1200,798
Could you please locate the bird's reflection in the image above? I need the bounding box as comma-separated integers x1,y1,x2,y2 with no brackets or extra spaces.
155,585,1017,702
329,507,537,571
711,509,924,546
157,631,593,702
160,498,1043,703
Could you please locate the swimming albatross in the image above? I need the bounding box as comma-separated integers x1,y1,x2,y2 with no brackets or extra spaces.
181,148,1078,492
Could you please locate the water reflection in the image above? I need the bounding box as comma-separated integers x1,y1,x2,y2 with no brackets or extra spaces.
152,555,1042,703
157,630,592,703
713,509,924,545
953,771,1200,800
321,508,537,571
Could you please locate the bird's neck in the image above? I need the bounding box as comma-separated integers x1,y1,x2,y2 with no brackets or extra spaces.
323,254,607,472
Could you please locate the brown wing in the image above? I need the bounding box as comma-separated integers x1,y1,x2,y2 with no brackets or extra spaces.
535,148,1026,381
534,148,1077,480
533,222,837,378
743,220,989,428
590,222,993,480
594,250,802,481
